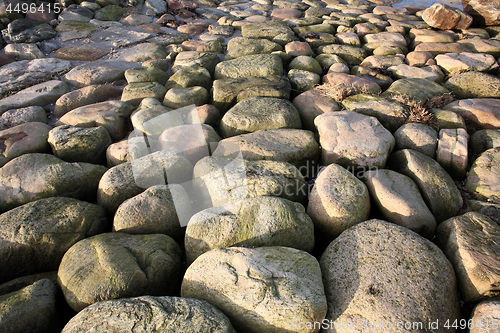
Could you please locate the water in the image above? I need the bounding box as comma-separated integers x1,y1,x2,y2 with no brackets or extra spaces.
391,0,463,9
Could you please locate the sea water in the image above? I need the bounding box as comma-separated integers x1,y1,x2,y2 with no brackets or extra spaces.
391,0,462,8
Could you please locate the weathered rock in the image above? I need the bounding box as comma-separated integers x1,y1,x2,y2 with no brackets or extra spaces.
364,169,436,238
342,94,407,132
94,5,125,21
315,111,395,169
58,233,183,312
363,31,407,48
469,298,500,333
285,41,313,57
63,62,125,88
97,150,193,213
409,28,456,47
435,52,498,74
163,86,208,108
0,122,50,167
124,67,169,85
388,64,445,83
48,125,112,164
462,0,500,27
422,3,472,30
0,154,107,211
431,109,467,130
436,128,469,180
388,149,463,222
0,106,46,130
220,97,301,138
241,21,294,40
322,72,382,98
165,67,212,91
382,78,451,105
225,37,282,60
0,279,61,333
320,220,460,333
444,71,500,99
4,43,44,60
307,163,370,243
458,37,500,57
317,44,367,65
350,65,394,90
53,45,108,61
171,51,219,77
129,98,173,136
414,42,469,57
56,21,98,41
121,82,168,106
56,100,135,141
214,54,283,79
181,247,327,333
466,147,500,202
288,69,320,92
61,296,236,333
471,129,500,156
288,55,322,75
212,76,291,113
185,196,314,264
443,98,500,129
436,212,500,302
1,19,56,44
360,54,406,69
292,88,340,132
394,123,438,158
406,51,435,67
0,197,107,282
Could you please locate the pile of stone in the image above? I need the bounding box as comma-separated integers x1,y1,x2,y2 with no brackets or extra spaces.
0,0,500,331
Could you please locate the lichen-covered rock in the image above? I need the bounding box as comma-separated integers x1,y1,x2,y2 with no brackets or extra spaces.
394,123,438,158
444,71,500,99
0,106,47,130
61,296,236,333
171,51,220,76
185,196,314,264
214,54,283,79
466,147,500,202
320,220,460,333
124,67,169,85
163,86,208,109
388,149,463,222
63,62,124,88
435,52,498,74
241,21,294,40
58,233,183,312
225,37,282,60
471,129,500,156
436,212,500,302
317,44,367,65
0,153,107,211
165,67,212,91
382,78,451,105
0,197,107,282
121,82,168,107
181,246,327,333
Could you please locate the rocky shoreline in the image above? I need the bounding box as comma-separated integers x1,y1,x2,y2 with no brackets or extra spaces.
1,0,500,331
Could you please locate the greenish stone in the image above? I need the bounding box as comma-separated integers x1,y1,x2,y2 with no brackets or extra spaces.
288,55,322,75
382,78,451,105
225,37,282,60
124,67,169,85
443,71,500,99
172,51,220,77
130,98,173,136
430,109,466,130
164,67,212,91
293,24,336,35
315,53,346,70
241,21,294,40
94,5,126,21
466,147,500,202
471,129,500,157
288,69,320,93
214,54,283,79
121,82,168,106
317,44,367,65
163,86,208,109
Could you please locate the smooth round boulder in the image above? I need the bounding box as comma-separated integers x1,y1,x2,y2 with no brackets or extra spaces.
394,123,438,158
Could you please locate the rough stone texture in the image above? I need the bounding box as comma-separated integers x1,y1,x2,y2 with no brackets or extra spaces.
315,111,395,169
382,78,451,105
165,67,211,91
364,169,436,238
462,0,500,27
387,64,445,83
444,71,500,99
171,51,220,77
122,82,168,107
185,196,314,264
225,37,282,60
435,52,498,74
388,149,463,222
113,184,191,241
292,88,340,132
437,128,469,180
0,122,51,167
436,212,500,303
220,97,301,138
394,123,438,158
471,129,500,156
307,163,370,243
317,44,367,65
466,147,500,202
61,296,236,333
0,153,107,211
0,106,47,130
163,86,208,109
63,62,125,88
0,197,107,282
58,232,183,312
422,3,472,30
0,279,61,333
469,298,500,333
214,54,283,79
241,21,294,40
443,98,500,129
181,246,327,333
320,220,460,333
1,19,56,44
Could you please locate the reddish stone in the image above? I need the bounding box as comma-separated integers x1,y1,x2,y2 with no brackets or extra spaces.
138,23,163,33
270,8,302,19
462,0,500,26
168,0,197,10
177,24,205,34
422,3,472,30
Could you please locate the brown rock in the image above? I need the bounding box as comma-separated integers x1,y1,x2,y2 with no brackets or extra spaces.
270,8,302,19
422,3,472,30
462,0,500,27
54,46,109,61
168,0,197,10
443,98,500,129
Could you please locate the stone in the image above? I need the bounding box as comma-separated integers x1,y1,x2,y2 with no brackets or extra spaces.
0,122,51,167
299,32,337,49
336,32,361,47
172,51,220,76
471,129,500,156
437,212,500,302
342,94,407,133
0,197,107,282
145,0,168,14
56,101,135,141
165,67,211,91
444,71,500,99
214,54,283,79
0,279,61,333
406,51,435,67
292,88,340,132
293,24,335,35
58,6,93,22
469,298,500,333
409,28,456,48
61,296,236,333
288,69,320,93
362,31,407,48
435,52,498,74
307,163,370,243
212,76,291,113
185,196,314,264
114,184,191,241
124,67,169,85
394,123,438,158
322,72,382,98
63,62,124,88
0,80,69,115
48,125,112,164
285,41,313,57
414,42,470,57
181,247,327,333
320,220,460,333
90,26,153,48
213,129,320,172
360,54,406,69
437,128,469,180
315,111,395,169
241,21,294,40
97,150,193,213
94,5,125,21
1,19,56,44
54,84,123,118
0,153,107,211
163,86,208,109
422,3,472,30
388,149,463,222
4,43,44,60
271,8,302,19
466,147,500,202
382,78,451,106
388,64,444,83
0,106,46,130
458,37,500,57
443,98,500,129
208,24,234,37
431,109,467,130
129,98,173,136
220,97,301,138
56,21,98,41
350,66,394,90
193,156,308,207
225,37,281,60
122,82,168,106
58,233,183,312
317,44,366,65
462,0,500,27
288,55,322,75
53,45,108,61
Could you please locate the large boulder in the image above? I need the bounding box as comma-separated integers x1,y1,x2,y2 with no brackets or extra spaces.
185,196,314,264
462,0,500,26
0,197,107,283
0,153,107,211
61,296,236,333
58,233,183,312
422,3,472,30
320,220,460,333
181,247,327,333
466,147,500,202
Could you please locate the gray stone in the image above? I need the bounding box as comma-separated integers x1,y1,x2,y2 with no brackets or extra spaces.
469,298,500,333
121,82,168,106
317,44,367,65
1,19,56,44
388,64,445,83
165,67,212,91
287,69,321,92
0,106,47,130
214,54,283,79
63,62,125,88
94,5,125,21
163,86,208,109
394,123,438,158
292,88,340,132
172,51,220,77
124,67,169,85
382,78,451,105
436,128,469,180
241,21,294,40
471,129,500,156
466,147,500,202
435,52,498,74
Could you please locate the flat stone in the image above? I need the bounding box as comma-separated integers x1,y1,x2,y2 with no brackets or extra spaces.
360,54,406,69
443,98,500,129
292,87,340,132
317,44,367,65
362,31,407,47
435,52,498,74
90,26,153,48
382,78,451,105
0,122,51,167
466,147,500,202
172,51,220,77
165,67,211,91
409,28,456,47
414,42,469,56
388,64,444,83
63,62,124,88
225,37,282,60
322,72,382,98
241,21,294,40
58,6,94,22
436,128,469,180
4,43,44,60
394,123,438,157
214,54,283,79
458,38,500,58
0,106,47,130
444,71,500,99
121,82,168,106
56,21,98,41
163,86,208,109
437,212,500,302
54,45,108,61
